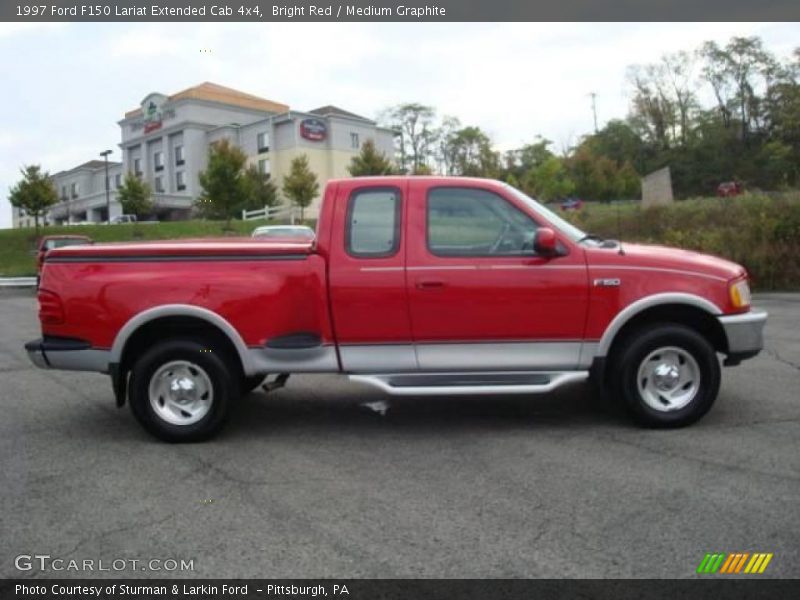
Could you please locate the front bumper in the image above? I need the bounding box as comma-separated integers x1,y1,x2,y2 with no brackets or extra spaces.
718,309,768,362
25,337,110,373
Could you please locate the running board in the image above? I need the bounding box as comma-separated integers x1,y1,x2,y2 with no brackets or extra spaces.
348,371,589,396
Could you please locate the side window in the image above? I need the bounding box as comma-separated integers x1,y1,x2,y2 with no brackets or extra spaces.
346,188,401,258
427,188,539,257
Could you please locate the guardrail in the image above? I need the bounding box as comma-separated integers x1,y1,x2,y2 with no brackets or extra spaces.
242,204,296,223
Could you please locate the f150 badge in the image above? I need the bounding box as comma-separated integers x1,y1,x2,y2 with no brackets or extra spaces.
593,278,621,287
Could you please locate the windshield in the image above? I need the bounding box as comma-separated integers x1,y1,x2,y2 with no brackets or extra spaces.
502,183,586,243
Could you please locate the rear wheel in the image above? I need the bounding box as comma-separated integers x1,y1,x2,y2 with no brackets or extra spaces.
129,338,238,442
610,323,720,428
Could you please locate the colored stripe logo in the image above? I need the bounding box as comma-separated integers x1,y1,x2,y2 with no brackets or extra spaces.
697,552,773,574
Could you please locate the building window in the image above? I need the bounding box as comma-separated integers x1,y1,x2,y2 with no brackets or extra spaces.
133,158,142,177
257,132,269,153
154,176,164,193
154,151,164,171
115,174,122,188
70,182,79,198
61,186,67,201
175,145,184,166
176,171,186,191
351,133,360,149
258,158,271,176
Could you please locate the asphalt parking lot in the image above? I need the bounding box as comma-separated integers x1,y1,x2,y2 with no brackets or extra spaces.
1,289,798,579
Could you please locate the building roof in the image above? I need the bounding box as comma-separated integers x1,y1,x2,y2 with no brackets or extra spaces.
308,105,372,122
124,82,290,118
74,160,111,170
51,160,122,178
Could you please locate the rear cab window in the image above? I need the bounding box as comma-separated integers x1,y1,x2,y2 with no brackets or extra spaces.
345,188,401,258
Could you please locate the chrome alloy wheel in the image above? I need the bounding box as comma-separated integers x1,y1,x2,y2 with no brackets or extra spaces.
148,360,214,426
636,346,701,412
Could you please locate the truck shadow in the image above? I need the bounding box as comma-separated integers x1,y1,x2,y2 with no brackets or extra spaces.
226,380,623,438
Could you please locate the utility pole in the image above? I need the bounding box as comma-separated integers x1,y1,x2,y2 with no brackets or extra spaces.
100,149,112,223
589,92,598,133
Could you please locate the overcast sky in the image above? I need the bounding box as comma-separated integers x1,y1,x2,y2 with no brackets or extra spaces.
1,22,798,228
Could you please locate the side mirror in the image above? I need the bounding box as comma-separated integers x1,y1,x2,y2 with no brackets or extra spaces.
533,227,559,256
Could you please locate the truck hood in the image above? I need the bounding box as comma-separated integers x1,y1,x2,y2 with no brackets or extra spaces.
586,242,746,281
46,237,314,259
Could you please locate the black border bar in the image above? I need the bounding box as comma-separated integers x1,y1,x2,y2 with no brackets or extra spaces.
4,0,800,22
3,579,800,600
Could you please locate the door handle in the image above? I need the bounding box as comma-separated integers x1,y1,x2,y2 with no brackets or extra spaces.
416,279,445,289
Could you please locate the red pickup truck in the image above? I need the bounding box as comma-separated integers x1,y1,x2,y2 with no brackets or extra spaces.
26,177,767,442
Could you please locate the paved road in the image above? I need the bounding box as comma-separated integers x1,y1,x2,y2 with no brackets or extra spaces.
1,290,798,579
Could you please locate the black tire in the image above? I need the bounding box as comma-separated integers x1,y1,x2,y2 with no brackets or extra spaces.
242,375,265,395
608,323,720,428
129,338,239,442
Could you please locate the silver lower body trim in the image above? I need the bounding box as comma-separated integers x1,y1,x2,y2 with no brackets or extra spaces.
718,309,767,356
248,345,339,373
340,341,590,372
416,342,583,371
26,345,110,373
349,371,589,396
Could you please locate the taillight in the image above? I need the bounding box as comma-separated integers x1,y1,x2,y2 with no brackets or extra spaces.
38,289,65,325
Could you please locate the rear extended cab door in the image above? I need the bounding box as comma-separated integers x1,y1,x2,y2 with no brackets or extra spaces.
325,179,416,372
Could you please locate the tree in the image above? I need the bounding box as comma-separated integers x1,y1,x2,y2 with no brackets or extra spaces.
348,139,394,176
627,63,675,149
700,41,735,129
242,165,279,212
583,120,647,173
444,126,500,177
9,165,58,234
117,172,153,218
382,103,436,173
433,116,462,175
566,147,639,201
524,157,575,202
197,139,249,227
282,155,319,222
501,137,554,182
661,50,699,145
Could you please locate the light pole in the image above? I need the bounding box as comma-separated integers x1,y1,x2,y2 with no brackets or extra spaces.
100,149,112,223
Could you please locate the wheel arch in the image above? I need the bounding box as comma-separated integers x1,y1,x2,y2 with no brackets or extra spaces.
110,305,254,406
596,293,726,358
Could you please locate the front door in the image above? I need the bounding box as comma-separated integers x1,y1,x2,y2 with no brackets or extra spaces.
405,181,589,371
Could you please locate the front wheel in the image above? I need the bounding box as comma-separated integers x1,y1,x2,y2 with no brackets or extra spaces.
129,338,239,442
610,324,721,428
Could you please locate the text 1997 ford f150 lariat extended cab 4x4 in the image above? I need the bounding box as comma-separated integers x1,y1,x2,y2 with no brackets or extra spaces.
25,177,767,442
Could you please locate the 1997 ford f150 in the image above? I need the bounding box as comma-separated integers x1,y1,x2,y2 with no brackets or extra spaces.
26,177,767,441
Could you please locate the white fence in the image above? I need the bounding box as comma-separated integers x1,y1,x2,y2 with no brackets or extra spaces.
242,204,296,223
0,277,37,288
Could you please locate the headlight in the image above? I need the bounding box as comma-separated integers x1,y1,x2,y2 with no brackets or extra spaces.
729,279,751,309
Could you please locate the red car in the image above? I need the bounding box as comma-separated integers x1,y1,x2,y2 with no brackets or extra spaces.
26,177,766,442
717,181,742,197
560,198,584,211
35,235,93,285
